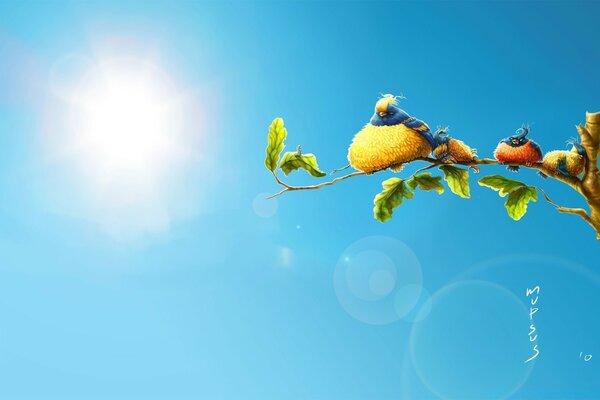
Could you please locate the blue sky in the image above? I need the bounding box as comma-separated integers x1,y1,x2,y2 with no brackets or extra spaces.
1,1,600,399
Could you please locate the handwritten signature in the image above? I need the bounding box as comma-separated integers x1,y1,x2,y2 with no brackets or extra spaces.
525,285,540,364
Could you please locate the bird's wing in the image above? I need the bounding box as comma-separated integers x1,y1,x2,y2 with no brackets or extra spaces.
529,141,543,156
557,157,570,177
404,118,435,148
404,118,429,132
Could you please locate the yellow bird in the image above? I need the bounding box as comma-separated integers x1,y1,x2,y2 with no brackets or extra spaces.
348,95,434,173
541,138,587,178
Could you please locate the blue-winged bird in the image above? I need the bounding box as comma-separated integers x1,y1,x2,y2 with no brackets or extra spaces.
347,95,435,173
540,138,587,178
433,128,479,172
494,126,542,172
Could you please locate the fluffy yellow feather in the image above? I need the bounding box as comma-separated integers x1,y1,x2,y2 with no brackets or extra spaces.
542,147,586,177
347,123,432,173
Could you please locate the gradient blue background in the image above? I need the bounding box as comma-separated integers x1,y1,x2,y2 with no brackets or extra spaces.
1,1,600,399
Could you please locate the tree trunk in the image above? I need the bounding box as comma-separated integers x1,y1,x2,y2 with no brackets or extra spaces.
580,112,600,239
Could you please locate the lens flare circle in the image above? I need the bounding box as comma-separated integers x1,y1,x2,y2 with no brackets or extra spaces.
395,283,431,321
369,268,396,296
453,254,600,397
334,236,423,325
252,193,278,218
410,280,533,400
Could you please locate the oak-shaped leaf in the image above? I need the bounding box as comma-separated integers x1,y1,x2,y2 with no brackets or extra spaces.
373,178,414,223
279,152,327,177
406,173,444,194
478,175,538,220
265,117,287,172
504,186,538,220
439,165,470,198
478,175,527,197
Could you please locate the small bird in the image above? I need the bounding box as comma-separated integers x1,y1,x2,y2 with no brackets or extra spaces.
348,95,435,173
494,126,542,171
540,138,587,178
433,127,479,172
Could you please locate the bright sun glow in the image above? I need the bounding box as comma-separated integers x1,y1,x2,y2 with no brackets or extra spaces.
73,59,183,177
42,56,209,237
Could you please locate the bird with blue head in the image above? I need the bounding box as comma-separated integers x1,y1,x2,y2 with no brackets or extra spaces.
432,127,479,172
347,94,435,173
540,138,587,178
494,125,543,171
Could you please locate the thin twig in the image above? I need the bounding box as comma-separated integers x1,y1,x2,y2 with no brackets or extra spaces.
413,163,439,174
268,171,366,199
330,164,351,175
538,188,595,226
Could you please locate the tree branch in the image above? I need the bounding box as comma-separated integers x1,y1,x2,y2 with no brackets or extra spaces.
415,157,581,190
578,114,600,202
270,157,583,197
538,188,595,228
268,170,366,199
266,111,600,239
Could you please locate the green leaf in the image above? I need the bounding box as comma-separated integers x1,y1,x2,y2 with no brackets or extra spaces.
279,152,327,177
265,118,287,172
479,175,538,220
478,175,527,197
406,173,444,194
439,166,470,198
504,186,538,220
373,178,414,223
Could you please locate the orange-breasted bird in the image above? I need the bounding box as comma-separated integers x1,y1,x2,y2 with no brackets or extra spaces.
347,95,434,173
494,126,542,172
540,138,587,178
433,128,479,172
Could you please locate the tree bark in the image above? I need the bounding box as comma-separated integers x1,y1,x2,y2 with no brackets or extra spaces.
578,112,600,238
